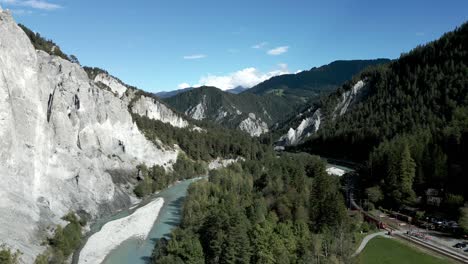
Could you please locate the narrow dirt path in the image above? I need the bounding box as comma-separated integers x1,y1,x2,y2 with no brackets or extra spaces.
352,231,388,257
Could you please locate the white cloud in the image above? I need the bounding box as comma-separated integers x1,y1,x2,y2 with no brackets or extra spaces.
178,83,191,89
183,54,206,60
0,0,61,10
252,42,268,49
0,0,17,4
182,64,291,91
10,8,33,15
24,0,60,10
267,46,289,56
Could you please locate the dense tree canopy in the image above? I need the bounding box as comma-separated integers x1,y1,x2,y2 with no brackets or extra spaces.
132,113,271,161
153,153,360,263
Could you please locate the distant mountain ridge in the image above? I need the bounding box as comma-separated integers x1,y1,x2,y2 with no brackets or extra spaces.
163,86,303,136
164,59,390,136
246,59,390,98
227,86,248,94
155,85,247,99
155,87,194,98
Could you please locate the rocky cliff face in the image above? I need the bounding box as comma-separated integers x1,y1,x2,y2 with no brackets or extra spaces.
130,95,189,128
277,80,366,146
182,96,268,136
0,9,179,262
277,109,321,146
94,73,128,97
238,113,269,137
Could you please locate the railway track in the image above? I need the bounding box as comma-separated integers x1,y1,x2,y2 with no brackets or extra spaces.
396,233,468,263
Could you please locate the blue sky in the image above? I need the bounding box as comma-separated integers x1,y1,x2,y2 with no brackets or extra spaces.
2,0,467,92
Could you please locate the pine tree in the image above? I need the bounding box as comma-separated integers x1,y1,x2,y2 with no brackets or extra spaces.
399,144,416,202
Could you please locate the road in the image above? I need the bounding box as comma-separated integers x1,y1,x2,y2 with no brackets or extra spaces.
330,159,468,262
352,231,388,257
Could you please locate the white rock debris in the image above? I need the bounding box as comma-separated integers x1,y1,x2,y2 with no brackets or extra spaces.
185,95,207,120
0,10,177,262
186,102,206,120
78,198,164,264
238,113,269,137
333,80,365,118
215,108,228,121
326,167,346,177
208,157,245,170
94,73,128,97
278,109,322,146
131,96,189,128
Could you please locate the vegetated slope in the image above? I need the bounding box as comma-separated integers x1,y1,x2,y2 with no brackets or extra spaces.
155,85,246,99
155,87,194,98
163,60,389,137
153,152,360,263
296,22,468,207
247,59,390,99
163,86,303,136
18,23,76,62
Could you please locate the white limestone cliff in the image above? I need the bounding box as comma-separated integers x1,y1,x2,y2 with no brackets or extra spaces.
94,73,128,97
185,95,207,120
0,10,178,262
238,113,269,137
278,109,321,146
131,95,189,128
332,80,366,119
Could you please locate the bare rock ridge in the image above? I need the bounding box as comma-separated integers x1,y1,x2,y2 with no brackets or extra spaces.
0,9,185,262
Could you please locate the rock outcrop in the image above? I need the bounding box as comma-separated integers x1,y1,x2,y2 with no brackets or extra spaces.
277,80,366,146
94,73,128,97
278,109,321,146
131,95,189,128
238,113,269,137
0,9,178,262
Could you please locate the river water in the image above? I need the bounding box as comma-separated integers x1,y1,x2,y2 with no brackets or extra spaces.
76,178,200,264
77,160,353,264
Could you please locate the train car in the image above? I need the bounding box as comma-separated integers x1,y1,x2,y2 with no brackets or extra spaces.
362,211,387,229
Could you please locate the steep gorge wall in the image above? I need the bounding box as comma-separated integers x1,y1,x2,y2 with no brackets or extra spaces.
0,9,178,262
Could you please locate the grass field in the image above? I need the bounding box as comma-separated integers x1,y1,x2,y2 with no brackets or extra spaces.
358,236,454,264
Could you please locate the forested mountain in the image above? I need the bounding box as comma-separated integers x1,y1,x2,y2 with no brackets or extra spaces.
162,60,389,137
155,85,246,99
155,87,194,98
294,22,468,208
226,85,248,94
163,86,304,136
246,59,390,99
